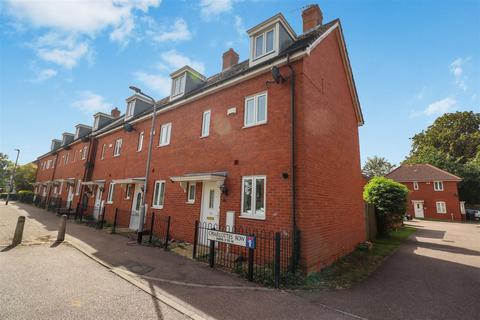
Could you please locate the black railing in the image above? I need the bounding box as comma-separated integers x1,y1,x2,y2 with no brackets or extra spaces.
34,195,47,207
145,210,171,249
193,221,297,288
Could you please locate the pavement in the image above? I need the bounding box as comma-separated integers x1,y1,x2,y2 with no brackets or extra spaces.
1,203,479,320
296,219,480,320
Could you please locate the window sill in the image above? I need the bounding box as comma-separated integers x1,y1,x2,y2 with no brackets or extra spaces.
242,121,267,129
239,214,265,221
186,200,195,204
152,206,164,209
113,154,120,158
200,135,209,139
106,202,113,205
158,144,170,148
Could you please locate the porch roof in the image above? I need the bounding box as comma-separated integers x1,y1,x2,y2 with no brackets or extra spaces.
112,177,145,184
81,180,105,186
170,171,228,183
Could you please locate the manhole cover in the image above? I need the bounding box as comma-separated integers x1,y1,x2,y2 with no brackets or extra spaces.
123,260,154,275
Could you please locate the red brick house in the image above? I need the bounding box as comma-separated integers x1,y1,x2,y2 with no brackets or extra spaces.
34,4,366,272
386,164,464,221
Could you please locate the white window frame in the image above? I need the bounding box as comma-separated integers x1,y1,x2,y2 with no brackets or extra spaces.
101,144,107,160
171,74,186,98
64,153,69,165
187,182,196,204
244,92,268,127
413,181,419,190
75,180,82,195
137,131,144,152
201,110,211,137
434,181,444,191
159,123,172,147
46,160,51,169
107,183,115,204
58,181,63,195
125,184,132,200
126,100,135,119
240,175,266,220
253,28,275,60
93,117,100,130
113,139,122,157
152,180,166,209
436,201,447,214
81,146,88,160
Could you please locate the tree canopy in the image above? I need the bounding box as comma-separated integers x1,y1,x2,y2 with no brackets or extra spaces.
404,111,480,203
362,156,394,178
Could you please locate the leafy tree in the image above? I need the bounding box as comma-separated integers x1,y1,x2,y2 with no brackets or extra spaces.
362,156,394,178
14,163,37,191
363,177,409,235
404,111,480,203
0,153,13,192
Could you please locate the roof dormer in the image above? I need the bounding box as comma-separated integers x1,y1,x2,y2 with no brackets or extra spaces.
169,66,206,101
92,112,114,131
75,124,92,140
51,139,61,151
61,133,74,146
247,13,296,67
125,94,154,121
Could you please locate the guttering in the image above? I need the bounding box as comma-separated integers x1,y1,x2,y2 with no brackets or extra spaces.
286,54,297,269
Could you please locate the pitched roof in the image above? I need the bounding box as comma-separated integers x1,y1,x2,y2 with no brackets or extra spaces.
385,164,462,182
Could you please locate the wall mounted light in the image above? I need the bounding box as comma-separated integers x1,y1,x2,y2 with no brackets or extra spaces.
220,184,229,196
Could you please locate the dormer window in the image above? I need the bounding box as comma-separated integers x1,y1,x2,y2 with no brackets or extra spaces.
75,127,81,139
171,73,186,97
126,100,135,119
93,117,100,131
254,28,275,59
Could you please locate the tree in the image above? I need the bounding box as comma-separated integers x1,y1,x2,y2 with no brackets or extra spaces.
0,153,13,192
14,163,37,191
404,111,480,203
363,177,409,235
362,156,394,178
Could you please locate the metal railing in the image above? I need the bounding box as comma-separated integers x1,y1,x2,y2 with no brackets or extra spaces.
145,210,170,249
193,221,298,288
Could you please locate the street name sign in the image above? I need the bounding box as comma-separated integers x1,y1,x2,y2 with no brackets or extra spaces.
207,230,256,249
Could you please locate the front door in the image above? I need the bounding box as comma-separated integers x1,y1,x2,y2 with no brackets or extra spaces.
93,187,103,220
129,184,143,230
199,182,221,244
66,185,74,208
413,201,424,218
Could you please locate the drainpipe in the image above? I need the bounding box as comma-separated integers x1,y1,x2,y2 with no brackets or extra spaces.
78,136,96,210
287,54,297,269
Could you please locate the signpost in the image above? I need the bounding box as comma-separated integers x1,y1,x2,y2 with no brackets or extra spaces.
206,229,256,281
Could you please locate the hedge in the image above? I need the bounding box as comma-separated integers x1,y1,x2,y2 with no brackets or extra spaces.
18,190,35,203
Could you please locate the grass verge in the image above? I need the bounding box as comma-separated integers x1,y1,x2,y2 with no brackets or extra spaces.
289,226,416,290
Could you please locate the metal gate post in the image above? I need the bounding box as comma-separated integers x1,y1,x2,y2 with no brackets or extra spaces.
149,211,155,243
99,206,105,229
111,208,118,234
164,216,171,250
274,232,281,288
247,247,254,282
209,239,215,268
192,220,198,259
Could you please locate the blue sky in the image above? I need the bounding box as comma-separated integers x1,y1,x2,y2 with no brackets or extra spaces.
0,0,479,166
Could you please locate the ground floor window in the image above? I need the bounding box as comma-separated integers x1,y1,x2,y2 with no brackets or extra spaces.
241,176,266,219
107,183,115,204
187,182,196,203
152,181,165,208
125,184,132,199
436,201,447,214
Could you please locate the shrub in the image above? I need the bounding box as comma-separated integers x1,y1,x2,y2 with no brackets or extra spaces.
363,177,409,235
17,190,34,203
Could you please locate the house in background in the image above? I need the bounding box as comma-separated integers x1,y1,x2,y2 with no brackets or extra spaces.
34,4,366,272
386,164,464,221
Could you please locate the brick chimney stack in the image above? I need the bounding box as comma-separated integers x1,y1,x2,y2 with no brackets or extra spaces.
111,107,120,118
302,4,323,33
222,48,239,71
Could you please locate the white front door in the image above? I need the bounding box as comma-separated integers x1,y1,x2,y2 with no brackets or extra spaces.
93,187,103,220
129,184,143,230
66,185,74,208
413,201,424,218
199,181,221,245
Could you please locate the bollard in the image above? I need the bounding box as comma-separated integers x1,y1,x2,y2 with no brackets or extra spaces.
57,214,67,242
12,216,26,246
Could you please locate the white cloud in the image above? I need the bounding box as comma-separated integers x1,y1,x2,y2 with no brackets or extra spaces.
234,15,245,35
152,18,192,42
200,0,233,20
72,91,113,114
33,68,57,82
133,50,206,96
424,97,457,116
449,57,471,92
5,0,161,66
158,50,206,74
133,72,171,96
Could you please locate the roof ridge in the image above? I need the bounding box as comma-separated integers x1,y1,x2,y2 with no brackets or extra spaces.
424,163,462,180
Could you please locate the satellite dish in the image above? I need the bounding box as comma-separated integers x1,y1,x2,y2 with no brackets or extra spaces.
271,66,285,84
123,123,134,132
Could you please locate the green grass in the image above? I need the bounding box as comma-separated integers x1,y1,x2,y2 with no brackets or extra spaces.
290,226,416,290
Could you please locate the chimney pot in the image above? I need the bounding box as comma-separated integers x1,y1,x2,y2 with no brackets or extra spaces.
111,107,120,118
302,4,323,33
222,48,239,71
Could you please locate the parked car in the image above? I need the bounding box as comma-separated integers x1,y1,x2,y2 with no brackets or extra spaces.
466,209,480,221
